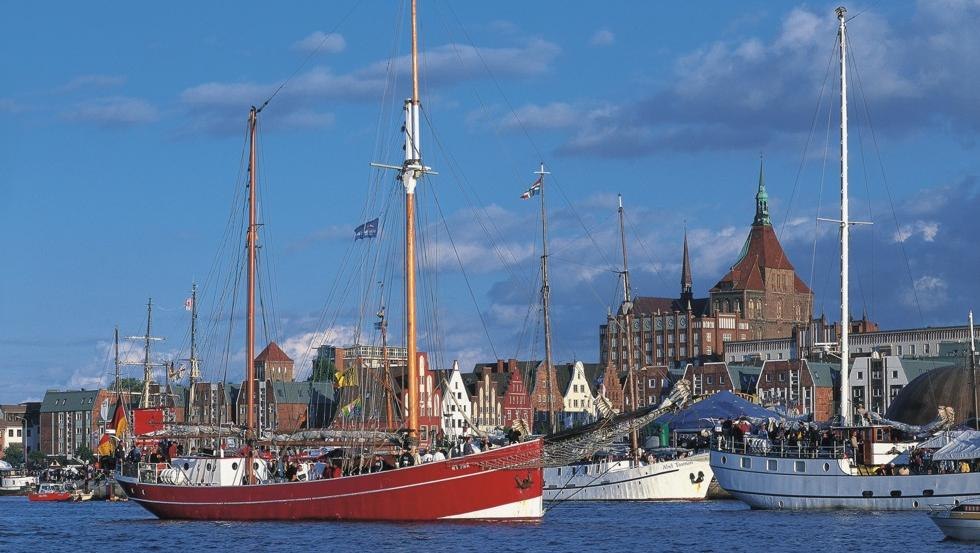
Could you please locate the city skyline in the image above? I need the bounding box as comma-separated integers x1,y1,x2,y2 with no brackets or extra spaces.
3,1,980,403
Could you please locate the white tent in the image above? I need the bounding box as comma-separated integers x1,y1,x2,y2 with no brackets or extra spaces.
932,430,980,461
0,460,12,470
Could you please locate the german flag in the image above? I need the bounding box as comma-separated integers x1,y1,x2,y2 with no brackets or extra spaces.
96,433,114,456
109,396,127,437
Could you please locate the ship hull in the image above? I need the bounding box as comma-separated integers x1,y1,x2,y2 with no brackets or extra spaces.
117,440,543,521
710,449,980,510
543,453,712,501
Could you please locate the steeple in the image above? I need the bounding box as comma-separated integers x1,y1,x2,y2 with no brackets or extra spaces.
753,156,771,226
680,227,693,306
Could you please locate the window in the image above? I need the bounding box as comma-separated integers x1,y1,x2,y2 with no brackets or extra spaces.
707,376,714,385
857,371,863,380
925,343,930,354
765,374,772,382
741,457,751,469
892,371,898,379
909,344,916,356
767,459,778,471
897,345,903,356
6,429,11,437
794,461,806,473
719,375,726,384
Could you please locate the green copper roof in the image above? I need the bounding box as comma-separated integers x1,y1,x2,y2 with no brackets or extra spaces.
753,157,771,226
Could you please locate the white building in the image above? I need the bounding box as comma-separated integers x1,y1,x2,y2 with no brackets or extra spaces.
561,362,596,426
441,361,472,437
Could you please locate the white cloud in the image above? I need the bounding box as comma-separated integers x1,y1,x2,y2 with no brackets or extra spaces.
589,28,615,47
62,96,159,127
278,325,358,367
906,274,948,309
292,31,346,54
56,74,127,93
892,220,940,243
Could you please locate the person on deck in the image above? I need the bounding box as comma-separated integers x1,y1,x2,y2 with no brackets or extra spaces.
433,449,447,462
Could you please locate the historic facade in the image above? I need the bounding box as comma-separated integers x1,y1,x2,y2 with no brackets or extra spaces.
601,163,813,369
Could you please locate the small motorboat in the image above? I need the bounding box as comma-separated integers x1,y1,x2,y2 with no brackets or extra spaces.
27,483,73,502
929,499,980,541
71,489,94,502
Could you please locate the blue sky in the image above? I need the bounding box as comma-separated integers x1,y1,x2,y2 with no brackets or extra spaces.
2,1,979,403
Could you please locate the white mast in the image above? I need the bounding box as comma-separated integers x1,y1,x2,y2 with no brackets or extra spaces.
837,6,851,425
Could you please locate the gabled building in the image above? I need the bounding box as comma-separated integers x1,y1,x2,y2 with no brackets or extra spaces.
683,362,736,397
756,359,835,420
597,362,625,413
709,161,813,340
557,361,599,424
399,352,442,446
529,361,563,432
441,361,472,438
465,359,533,431
255,341,295,382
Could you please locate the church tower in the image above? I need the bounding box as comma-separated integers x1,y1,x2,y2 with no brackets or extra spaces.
680,228,694,309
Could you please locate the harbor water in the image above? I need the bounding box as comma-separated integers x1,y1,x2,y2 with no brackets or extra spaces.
0,497,972,551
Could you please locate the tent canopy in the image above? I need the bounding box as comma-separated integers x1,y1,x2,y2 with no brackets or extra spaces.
653,391,779,432
932,430,980,461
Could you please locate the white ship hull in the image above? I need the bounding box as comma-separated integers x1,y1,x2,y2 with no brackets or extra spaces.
544,453,712,501
710,449,980,510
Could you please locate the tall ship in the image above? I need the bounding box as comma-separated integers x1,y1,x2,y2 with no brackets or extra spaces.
116,0,545,521
544,196,712,501
708,6,980,510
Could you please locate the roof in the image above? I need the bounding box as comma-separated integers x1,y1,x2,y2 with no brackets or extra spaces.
40,389,102,413
269,381,334,404
553,362,605,395
898,358,958,382
255,341,293,363
806,361,839,388
711,225,810,294
630,296,710,316
653,391,779,432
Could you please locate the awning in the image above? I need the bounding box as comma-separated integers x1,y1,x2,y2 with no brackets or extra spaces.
652,391,779,433
931,430,980,461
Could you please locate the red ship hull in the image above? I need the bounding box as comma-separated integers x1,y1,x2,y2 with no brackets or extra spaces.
27,492,73,502
116,440,543,521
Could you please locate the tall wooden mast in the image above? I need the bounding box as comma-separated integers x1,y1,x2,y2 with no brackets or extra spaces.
369,0,435,443
246,107,259,439
537,163,557,434
140,298,154,408
618,194,640,462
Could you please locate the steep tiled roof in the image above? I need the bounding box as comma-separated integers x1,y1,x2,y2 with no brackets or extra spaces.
630,296,711,316
40,390,101,413
712,225,810,293
255,341,292,363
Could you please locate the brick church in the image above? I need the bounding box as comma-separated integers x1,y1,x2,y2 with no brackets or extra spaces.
600,161,813,369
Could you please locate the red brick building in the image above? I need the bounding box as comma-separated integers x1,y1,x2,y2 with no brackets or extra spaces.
683,362,737,397
39,389,113,458
529,361,564,431
465,359,534,431
756,359,835,421
255,341,295,382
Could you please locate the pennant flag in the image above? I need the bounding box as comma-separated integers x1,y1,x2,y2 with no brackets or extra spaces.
354,218,379,240
96,433,114,456
520,176,542,200
340,397,362,418
184,297,194,311
109,396,127,437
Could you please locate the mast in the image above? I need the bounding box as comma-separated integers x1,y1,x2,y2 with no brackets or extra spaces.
114,326,120,395
368,0,436,443
187,283,199,423
837,6,851,425
379,308,395,430
537,163,557,434
246,107,259,441
140,298,154,408
970,311,978,430
618,194,639,461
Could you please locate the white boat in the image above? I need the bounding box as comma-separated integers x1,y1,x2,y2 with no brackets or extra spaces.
708,6,980,511
0,461,37,495
929,499,980,541
544,452,712,501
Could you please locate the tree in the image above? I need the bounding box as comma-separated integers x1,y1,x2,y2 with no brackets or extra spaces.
28,450,46,468
115,377,144,392
2,444,24,467
75,445,94,463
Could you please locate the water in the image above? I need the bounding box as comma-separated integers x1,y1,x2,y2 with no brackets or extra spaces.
0,497,971,551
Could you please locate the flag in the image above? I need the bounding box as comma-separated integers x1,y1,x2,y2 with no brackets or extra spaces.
109,396,127,437
520,176,542,200
354,218,379,240
96,433,114,456
334,366,359,388
184,297,193,311
340,397,362,418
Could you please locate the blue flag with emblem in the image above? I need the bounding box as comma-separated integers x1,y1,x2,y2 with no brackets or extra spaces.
354,218,379,240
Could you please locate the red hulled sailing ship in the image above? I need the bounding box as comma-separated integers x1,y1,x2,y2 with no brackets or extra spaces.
116,0,544,521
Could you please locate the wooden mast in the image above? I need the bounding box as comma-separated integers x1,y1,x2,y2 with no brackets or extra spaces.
246,107,258,441
537,163,557,434
405,0,421,444
140,298,154,408
618,194,640,462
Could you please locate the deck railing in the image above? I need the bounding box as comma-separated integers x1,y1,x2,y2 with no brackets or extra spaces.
713,436,848,460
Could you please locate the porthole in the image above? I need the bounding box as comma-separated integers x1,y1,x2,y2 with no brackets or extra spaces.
912,501,919,508
721,456,727,465
955,499,961,506
777,500,784,508
253,462,260,470
890,490,902,497
231,462,239,470
923,489,934,496
183,463,190,470
206,463,213,471
822,463,830,472
862,491,873,498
